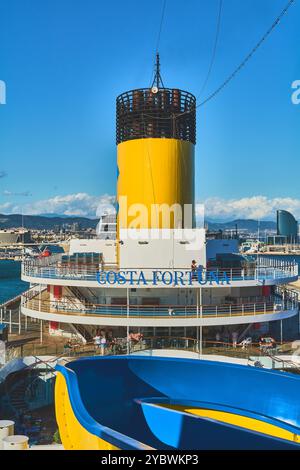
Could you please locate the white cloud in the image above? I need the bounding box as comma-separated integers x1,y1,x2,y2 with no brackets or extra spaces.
0,202,14,213
0,193,116,218
3,190,32,197
0,192,299,221
202,196,300,221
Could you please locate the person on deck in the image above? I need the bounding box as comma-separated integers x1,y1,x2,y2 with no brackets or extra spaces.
191,260,197,280
232,331,238,348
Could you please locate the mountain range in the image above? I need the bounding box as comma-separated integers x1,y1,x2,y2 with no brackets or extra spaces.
207,219,276,232
0,213,98,230
0,214,276,232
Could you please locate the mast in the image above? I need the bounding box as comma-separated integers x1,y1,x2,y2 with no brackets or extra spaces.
151,53,164,89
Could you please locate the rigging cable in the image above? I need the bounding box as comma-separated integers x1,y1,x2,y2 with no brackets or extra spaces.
145,0,296,119
149,0,167,87
197,0,296,108
198,0,223,97
155,0,167,55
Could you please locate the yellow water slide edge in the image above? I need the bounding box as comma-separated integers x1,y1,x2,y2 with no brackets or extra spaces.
162,404,300,444
55,371,119,450
54,369,300,448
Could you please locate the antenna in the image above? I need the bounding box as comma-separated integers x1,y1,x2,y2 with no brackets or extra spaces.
151,53,165,91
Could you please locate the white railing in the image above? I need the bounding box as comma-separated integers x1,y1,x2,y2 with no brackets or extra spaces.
24,253,64,268
21,291,298,320
21,264,298,285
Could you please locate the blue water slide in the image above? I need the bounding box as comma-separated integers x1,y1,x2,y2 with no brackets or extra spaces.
55,356,300,450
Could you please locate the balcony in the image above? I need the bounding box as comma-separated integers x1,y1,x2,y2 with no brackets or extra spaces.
21,289,298,327
21,254,298,288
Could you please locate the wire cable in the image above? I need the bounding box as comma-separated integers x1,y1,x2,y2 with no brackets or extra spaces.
197,0,296,108
155,0,167,55
149,0,168,87
198,0,223,97
146,0,296,119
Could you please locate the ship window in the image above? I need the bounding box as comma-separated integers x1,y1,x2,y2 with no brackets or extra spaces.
111,297,127,305
142,298,160,305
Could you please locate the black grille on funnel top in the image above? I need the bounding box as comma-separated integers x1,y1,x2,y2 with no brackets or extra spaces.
116,88,196,145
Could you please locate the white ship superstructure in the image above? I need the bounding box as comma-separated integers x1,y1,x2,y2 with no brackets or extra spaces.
20,61,299,349
20,238,298,342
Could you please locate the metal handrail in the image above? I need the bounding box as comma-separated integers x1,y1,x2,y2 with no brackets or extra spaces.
263,351,300,373
22,257,298,284
5,333,300,362
21,268,297,283
22,264,298,273
22,290,298,310
21,294,297,319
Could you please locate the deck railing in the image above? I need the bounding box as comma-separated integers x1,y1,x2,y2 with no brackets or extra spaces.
5,338,300,373
21,290,298,320
21,259,298,284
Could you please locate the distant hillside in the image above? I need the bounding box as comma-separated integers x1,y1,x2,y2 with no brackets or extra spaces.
0,213,98,230
0,214,276,232
206,219,276,232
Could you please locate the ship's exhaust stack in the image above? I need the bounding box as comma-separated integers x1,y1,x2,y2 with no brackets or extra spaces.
116,56,196,231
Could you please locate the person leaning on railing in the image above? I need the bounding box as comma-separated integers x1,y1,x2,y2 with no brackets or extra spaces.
63,340,73,354
106,329,118,355
259,336,277,354
128,332,144,351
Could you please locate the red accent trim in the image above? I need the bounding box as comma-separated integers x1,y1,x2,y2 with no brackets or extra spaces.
262,286,271,297
53,285,62,299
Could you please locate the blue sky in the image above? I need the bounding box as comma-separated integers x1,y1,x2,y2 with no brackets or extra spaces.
0,0,299,220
